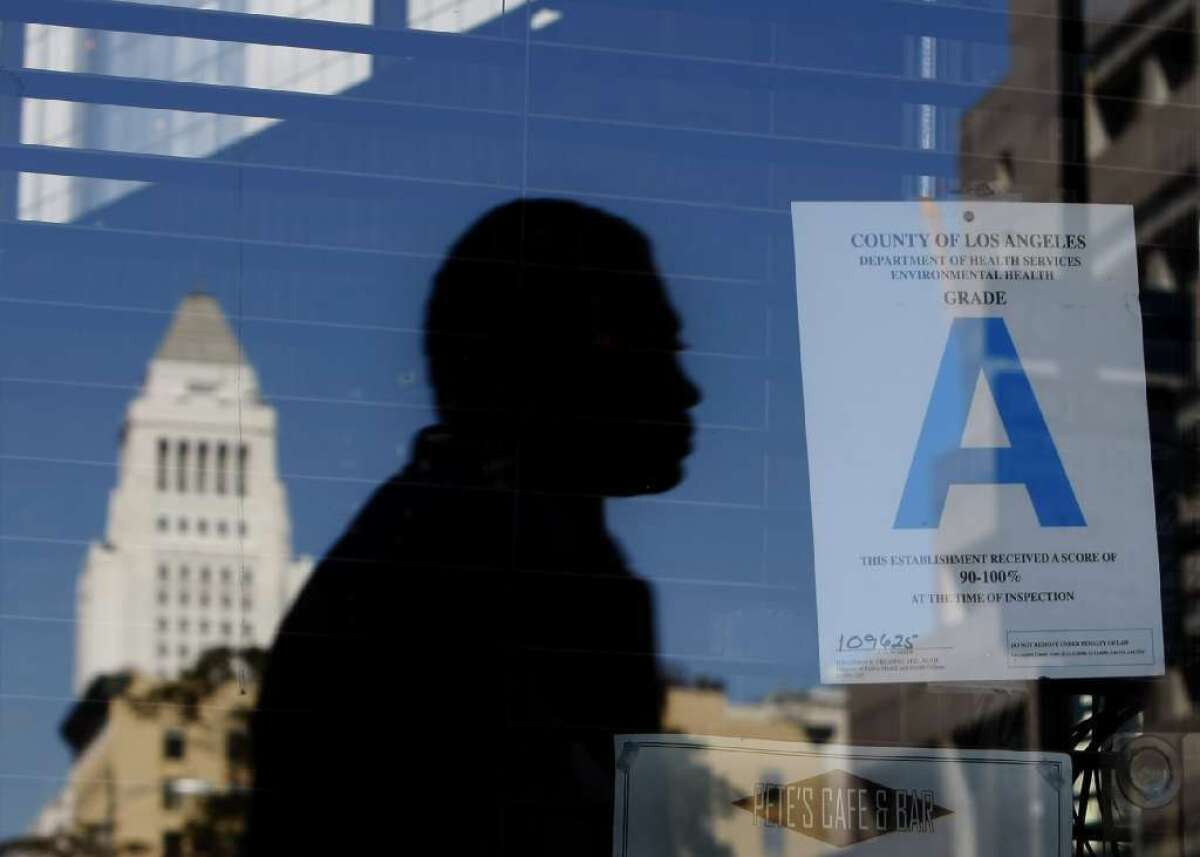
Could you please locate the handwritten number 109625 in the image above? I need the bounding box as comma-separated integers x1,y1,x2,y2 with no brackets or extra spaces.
837,633,918,652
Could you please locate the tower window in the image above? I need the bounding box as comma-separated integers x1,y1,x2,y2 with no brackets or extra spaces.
216,443,228,494
237,443,248,497
164,730,185,760
227,731,249,763
156,438,168,491
196,442,208,493
176,440,189,493
156,516,169,532
158,564,168,580
163,831,183,856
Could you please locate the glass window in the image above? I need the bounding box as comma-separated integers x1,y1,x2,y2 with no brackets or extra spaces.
161,786,181,815
7,4,1199,857
216,443,228,495
227,731,249,764
237,443,248,497
156,438,168,491
175,441,188,493
196,441,208,493
163,730,185,761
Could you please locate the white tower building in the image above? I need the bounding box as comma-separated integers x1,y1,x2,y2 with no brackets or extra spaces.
74,293,313,693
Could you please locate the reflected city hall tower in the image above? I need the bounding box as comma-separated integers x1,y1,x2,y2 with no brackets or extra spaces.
24,295,312,857
246,199,700,857
76,294,313,693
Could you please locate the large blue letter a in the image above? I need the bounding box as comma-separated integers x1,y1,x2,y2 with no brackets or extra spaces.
894,317,1084,528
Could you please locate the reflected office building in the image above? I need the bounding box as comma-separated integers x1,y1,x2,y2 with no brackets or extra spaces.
835,4,1200,854
959,0,1197,688
17,0,528,223
18,0,374,223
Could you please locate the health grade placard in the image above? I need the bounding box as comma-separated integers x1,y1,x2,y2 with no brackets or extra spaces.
791,201,1164,684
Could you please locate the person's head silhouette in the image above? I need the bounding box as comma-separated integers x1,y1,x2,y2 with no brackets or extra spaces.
425,198,700,496
247,200,700,857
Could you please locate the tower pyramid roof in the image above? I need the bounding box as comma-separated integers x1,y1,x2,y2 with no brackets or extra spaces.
154,292,245,365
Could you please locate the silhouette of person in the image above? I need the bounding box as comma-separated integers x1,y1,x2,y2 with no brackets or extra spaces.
245,199,700,856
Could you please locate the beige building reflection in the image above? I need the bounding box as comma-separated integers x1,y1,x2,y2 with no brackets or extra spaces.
22,649,258,857
665,684,847,746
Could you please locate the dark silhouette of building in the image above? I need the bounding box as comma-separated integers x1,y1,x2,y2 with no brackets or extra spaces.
245,198,700,856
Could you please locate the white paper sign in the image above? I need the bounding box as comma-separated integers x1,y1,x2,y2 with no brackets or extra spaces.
791,201,1164,683
614,734,1071,857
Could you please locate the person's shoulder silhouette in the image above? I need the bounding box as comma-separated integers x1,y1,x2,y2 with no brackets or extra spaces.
245,199,699,857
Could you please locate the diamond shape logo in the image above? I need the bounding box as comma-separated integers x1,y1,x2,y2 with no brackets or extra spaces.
732,769,952,847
